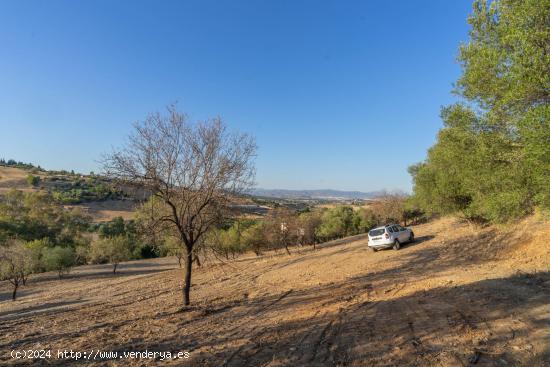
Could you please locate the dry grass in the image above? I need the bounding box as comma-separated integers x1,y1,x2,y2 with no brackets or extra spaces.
68,200,137,222
0,166,40,194
1,216,549,366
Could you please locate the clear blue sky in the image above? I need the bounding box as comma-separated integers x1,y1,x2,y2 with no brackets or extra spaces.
0,0,472,192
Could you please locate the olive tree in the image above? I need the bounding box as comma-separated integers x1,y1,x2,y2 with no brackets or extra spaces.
89,235,132,274
103,106,256,306
41,246,75,278
241,222,268,256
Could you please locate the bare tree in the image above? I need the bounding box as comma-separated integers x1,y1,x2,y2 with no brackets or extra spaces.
0,242,33,301
103,106,256,306
370,193,408,225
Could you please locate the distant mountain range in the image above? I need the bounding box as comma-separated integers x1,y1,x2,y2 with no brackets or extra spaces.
249,188,384,200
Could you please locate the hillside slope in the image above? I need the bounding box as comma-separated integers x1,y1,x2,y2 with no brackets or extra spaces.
1,216,549,366
0,166,136,222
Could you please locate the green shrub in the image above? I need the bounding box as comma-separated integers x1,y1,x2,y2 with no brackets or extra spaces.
41,246,75,278
26,174,40,187
24,238,51,273
88,235,132,274
316,206,363,240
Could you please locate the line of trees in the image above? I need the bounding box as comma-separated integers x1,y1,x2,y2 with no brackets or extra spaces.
199,198,422,260
0,158,40,170
408,0,549,224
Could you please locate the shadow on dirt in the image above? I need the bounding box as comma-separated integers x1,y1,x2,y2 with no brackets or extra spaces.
24,266,175,285
0,289,37,302
0,300,85,318
2,226,548,366
195,272,550,366
371,234,435,252
56,271,548,367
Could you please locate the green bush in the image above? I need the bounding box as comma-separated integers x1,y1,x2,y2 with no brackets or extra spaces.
316,206,367,241
26,174,40,187
88,235,132,274
41,246,75,278
24,238,51,273
241,222,268,255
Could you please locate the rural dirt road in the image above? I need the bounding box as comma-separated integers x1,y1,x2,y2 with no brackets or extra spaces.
1,217,549,366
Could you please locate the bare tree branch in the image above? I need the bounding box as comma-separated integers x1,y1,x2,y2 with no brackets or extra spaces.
102,105,256,305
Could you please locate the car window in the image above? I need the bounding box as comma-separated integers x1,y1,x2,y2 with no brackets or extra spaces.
397,225,405,231
391,225,399,232
387,227,393,233
369,228,385,236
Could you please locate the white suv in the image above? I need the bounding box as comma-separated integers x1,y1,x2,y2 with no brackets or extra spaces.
368,224,414,251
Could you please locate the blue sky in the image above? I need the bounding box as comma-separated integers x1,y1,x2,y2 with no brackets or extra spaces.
0,0,472,192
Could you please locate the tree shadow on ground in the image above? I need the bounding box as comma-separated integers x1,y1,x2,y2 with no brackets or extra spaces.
2,271,548,366
86,271,550,367
206,272,549,366
0,300,85,319
0,289,37,303
24,266,174,285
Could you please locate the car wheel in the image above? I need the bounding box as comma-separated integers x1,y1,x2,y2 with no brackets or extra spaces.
393,240,400,250
409,232,415,243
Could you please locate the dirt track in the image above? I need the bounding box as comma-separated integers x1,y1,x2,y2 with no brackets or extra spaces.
1,217,549,366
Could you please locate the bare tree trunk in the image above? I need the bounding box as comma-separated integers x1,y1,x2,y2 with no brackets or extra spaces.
183,247,193,306
22,274,27,286
177,255,182,268
194,255,201,267
12,282,18,301
284,243,291,255
113,263,118,274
